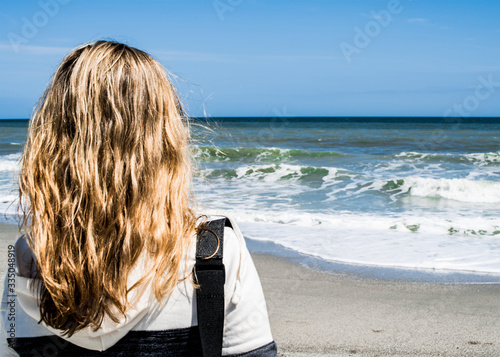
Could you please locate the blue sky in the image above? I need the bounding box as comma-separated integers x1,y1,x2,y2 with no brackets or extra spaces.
0,0,499,118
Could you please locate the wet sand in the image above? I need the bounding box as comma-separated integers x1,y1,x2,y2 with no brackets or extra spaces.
253,253,500,356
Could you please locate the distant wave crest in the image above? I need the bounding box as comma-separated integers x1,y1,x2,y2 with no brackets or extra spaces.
383,176,500,203
194,146,343,163
396,151,500,166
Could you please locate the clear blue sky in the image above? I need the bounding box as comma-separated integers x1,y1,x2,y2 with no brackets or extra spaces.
1,0,499,118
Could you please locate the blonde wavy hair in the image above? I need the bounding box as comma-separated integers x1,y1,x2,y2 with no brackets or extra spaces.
19,41,197,336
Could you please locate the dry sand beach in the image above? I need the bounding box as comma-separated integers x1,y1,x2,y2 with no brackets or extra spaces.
254,253,500,357
1,223,500,357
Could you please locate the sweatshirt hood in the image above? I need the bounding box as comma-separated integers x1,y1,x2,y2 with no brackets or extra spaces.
16,275,154,351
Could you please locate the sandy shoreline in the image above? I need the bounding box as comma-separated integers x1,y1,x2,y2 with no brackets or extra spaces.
254,253,500,356
1,223,499,356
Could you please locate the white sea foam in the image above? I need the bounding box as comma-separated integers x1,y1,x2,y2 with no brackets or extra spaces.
0,154,20,222
234,164,301,183
254,147,291,162
203,208,500,274
0,153,21,172
395,151,432,159
322,175,500,204
397,151,500,166
232,164,338,183
465,152,500,165
402,177,500,203
0,194,19,224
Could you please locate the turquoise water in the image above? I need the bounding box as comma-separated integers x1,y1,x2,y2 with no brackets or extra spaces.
2,118,500,274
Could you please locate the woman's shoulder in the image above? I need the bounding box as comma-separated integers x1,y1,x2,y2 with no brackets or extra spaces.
201,215,247,269
13,235,36,278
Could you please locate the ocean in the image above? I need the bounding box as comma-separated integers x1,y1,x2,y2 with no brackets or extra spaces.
2,118,500,276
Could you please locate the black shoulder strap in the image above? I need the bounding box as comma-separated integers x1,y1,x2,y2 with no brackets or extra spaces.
194,217,228,357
